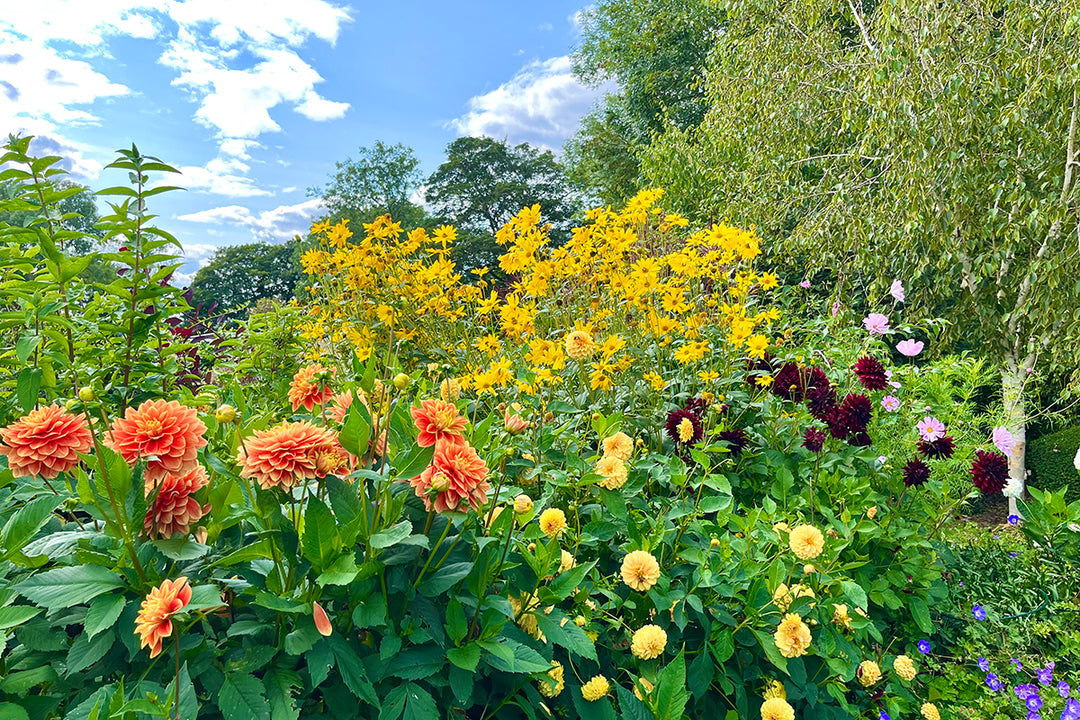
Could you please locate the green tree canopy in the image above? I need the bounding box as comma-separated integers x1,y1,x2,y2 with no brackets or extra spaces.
188,241,302,316
643,0,1080,508
310,141,426,228
424,136,581,243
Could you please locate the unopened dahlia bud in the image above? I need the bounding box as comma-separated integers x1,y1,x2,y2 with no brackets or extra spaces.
78,386,96,402
215,404,237,424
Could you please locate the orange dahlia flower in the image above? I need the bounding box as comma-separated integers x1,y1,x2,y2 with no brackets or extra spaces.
410,399,468,448
144,466,210,538
289,364,335,412
409,440,490,513
105,400,207,483
326,390,370,424
134,576,191,658
0,404,92,479
237,421,338,491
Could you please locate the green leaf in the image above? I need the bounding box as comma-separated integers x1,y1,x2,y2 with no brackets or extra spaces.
615,685,652,720
840,580,868,610
316,553,361,587
16,565,124,609
417,561,472,596
65,630,114,676
535,612,598,661
218,672,271,720
264,669,302,720
446,643,481,672
1,495,60,560
0,665,57,695
654,650,689,720
15,333,40,364
369,520,413,550
210,539,275,567
301,497,340,573
339,398,371,458
392,444,434,481
0,606,41,631
15,369,40,415
0,703,30,720
908,596,933,634
329,636,380,707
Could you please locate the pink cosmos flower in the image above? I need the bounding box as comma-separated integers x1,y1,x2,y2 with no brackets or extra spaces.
884,369,901,389
890,279,906,303
863,313,890,335
917,416,945,442
831,302,841,316
800,280,811,289
896,339,924,357
992,426,1015,457
881,396,900,412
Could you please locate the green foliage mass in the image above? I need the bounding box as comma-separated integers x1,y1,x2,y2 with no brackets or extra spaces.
188,242,304,317
1028,425,1080,502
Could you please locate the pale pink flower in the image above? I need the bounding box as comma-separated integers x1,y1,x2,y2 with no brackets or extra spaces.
890,279,906,303
881,396,900,412
863,313,890,335
800,280,811,289
992,426,1015,457
831,302,841,316
896,339,924,357
916,417,945,442
885,369,901,389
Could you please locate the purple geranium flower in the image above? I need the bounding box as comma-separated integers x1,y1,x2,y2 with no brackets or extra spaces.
987,673,1004,692
973,604,987,621
1017,684,1039,700
880,712,890,720
978,657,990,671
1014,659,1025,671
1009,514,1020,525
918,640,932,654
1059,681,1071,698
1039,663,1056,686
1028,694,1044,712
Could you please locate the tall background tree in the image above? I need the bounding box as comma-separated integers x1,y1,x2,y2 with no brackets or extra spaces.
566,0,725,205
310,141,426,228
642,0,1080,511
188,242,303,317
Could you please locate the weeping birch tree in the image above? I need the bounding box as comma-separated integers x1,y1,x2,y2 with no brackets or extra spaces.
644,0,1080,512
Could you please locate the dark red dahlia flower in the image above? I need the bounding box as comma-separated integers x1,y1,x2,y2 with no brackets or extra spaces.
802,427,826,452
718,428,749,456
848,431,872,447
806,386,838,421
666,408,703,446
804,366,830,392
971,449,1009,495
838,393,873,435
853,356,888,391
772,362,805,402
918,435,955,459
902,459,931,487
826,408,850,440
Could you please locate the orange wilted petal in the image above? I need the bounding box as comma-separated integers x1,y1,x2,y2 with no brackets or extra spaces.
313,601,332,636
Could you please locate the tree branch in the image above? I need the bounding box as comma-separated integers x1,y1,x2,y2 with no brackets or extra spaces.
846,0,875,53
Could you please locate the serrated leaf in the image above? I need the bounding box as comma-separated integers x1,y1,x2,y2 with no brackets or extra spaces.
535,612,597,661
218,672,270,720
16,565,123,609
369,520,413,550
84,594,126,639
446,643,480,672
0,606,41,631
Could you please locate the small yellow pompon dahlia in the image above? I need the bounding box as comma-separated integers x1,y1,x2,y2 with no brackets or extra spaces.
514,494,533,515
439,377,462,402
857,660,882,686
565,330,596,362
894,654,917,681
763,679,786,700
595,455,628,490
789,524,825,559
538,661,564,697
621,550,661,592
602,431,633,461
921,702,941,720
677,417,695,442
581,675,610,702
760,697,796,720
630,624,668,660
539,508,567,538
773,614,812,658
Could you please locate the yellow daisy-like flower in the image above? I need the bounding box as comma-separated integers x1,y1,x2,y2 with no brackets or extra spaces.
539,508,567,538
538,661,564,697
581,675,610,702
858,660,882,687
760,697,795,720
789,524,825,560
595,455,628,490
773,614,812,658
921,703,940,720
630,624,667,660
621,550,661,592
894,654,917,681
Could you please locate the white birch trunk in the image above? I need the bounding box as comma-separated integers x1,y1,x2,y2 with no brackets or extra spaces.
1001,359,1027,517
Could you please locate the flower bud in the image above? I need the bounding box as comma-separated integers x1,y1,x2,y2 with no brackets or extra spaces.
78,386,96,402
393,373,410,390
574,615,586,627
215,404,237,424
65,398,79,410
430,471,450,492
514,494,534,515
710,538,721,548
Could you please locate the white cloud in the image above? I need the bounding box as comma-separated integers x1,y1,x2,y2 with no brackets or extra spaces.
178,197,324,242
452,56,612,146
537,22,554,32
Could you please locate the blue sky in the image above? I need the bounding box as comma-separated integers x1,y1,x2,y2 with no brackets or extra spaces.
0,1,609,283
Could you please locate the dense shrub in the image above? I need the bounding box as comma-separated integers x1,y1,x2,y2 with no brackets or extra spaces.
1028,425,1080,503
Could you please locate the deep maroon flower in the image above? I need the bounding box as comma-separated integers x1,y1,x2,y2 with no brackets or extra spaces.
804,366,829,391
772,362,805,401
853,356,888,391
684,397,709,416
971,449,1009,495
802,427,826,452
666,408,703,446
903,459,931,487
848,431,872,447
806,386,838,421
838,393,873,435
826,408,850,440
718,428,749,456
918,435,956,459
